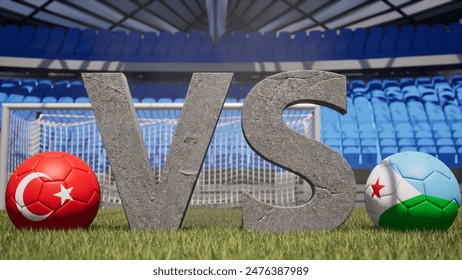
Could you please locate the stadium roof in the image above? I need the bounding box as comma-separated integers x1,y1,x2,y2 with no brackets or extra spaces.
1,0,461,41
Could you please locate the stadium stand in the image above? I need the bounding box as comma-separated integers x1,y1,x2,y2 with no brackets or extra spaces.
1,74,462,171
0,23,461,62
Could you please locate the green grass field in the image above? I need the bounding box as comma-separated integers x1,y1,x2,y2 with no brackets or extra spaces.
0,208,461,260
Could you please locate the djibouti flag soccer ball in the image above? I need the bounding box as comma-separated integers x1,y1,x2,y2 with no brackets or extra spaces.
365,151,461,230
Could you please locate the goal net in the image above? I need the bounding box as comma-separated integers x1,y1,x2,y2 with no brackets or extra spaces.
0,103,319,209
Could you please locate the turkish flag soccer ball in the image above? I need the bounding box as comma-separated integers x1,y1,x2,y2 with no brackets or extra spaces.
5,152,100,229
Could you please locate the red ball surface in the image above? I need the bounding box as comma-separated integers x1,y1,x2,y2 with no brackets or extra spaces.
5,152,100,229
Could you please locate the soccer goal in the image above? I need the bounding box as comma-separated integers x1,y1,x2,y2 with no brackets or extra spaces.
0,102,320,209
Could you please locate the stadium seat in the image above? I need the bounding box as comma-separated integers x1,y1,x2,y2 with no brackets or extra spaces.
9,25,35,56
213,33,232,61
303,30,322,60
381,26,398,57
365,26,383,57
438,146,458,167
27,26,50,56
43,27,65,58
362,147,378,168
318,29,337,60
272,32,291,60
122,31,142,59
258,32,277,60
381,146,398,159
228,32,246,61
402,85,421,103
167,32,187,59
288,31,307,60
333,29,352,59
242,32,262,60
407,101,427,123
59,28,82,58
105,30,127,60
136,32,157,59
412,24,430,55
197,33,214,61
425,102,446,124
349,28,367,59
152,32,173,61
91,29,112,59
389,102,409,123
396,25,414,56
447,23,462,53
429,24,447,54
74,29,97,59
343,147,360,168
0,25,19,53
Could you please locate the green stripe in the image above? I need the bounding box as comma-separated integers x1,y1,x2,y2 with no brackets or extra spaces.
378,195,460,231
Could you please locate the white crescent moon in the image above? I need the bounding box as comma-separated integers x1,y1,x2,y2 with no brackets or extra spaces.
15,172,53,222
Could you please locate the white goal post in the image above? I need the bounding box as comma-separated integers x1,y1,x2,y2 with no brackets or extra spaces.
0,102,320,209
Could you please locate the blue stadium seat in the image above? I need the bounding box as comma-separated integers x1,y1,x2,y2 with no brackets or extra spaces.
288,31,307,60
273,32,291,60
396,25,414,56
258,32,277,60
43,27,65,58
242,32,262,60
390,101,409,123
349,28,367,59
0,25,19,53
416,77,439,103
444,105,462,124
447,23,462,53
412,24,430,55
74,29,97,59
136,32,157,59
429,24,446,54
228,32,246,61
9,25,35,56
362,147,378,168
438,146,458,167
365,26,383,57
419,146,437,157
373,101,391,123
182,32,202,61
197,33,214,61
381,26,398,57
399,77,414,87
415,130,433,139
43,81,69,103
153,32,173,61
27,26,50,56
402,85,421,103
122,31,142,59
380,138,397,147
168,32,187,59
105,30,127,60
407,101,427,123
381,146,398,159
425,102,446,124
333,29,352,59
343,147,360,168
303,30,322,60
213,33,232,61
371,89,386,102
318,29,337,60
59,28,82,58
91,30,111,59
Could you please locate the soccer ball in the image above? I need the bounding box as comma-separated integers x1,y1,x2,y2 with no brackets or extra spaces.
5,152,100,229
365,151,460,230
